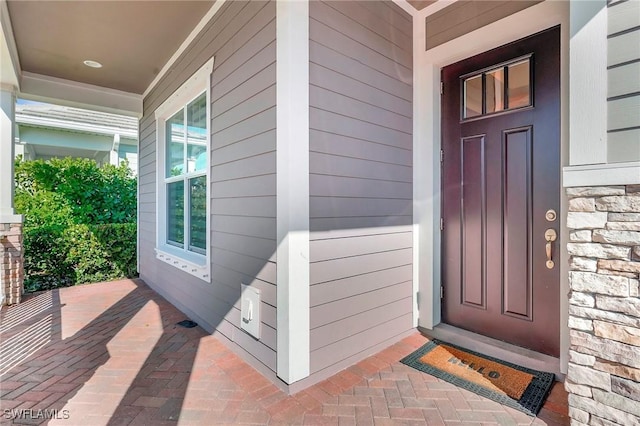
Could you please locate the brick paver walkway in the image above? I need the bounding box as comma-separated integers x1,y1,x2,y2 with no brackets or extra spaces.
0,279,568,425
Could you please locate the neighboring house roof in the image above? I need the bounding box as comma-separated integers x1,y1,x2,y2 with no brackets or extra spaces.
14,102,139,175
15,103,138,139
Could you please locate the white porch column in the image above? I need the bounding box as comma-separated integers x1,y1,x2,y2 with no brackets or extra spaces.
110,133,121,166
276,0,310,384
1,85,18,218
0,84,24,305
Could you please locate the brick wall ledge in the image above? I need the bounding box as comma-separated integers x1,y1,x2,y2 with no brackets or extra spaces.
563,162,640,188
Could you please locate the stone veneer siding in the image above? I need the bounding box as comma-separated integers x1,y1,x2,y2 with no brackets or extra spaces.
0,222,23,305
566,185,640,425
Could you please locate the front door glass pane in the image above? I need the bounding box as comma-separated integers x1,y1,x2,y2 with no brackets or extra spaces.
485,68,505,114
461,57,532,120
464,75,482,118
508,60,531,109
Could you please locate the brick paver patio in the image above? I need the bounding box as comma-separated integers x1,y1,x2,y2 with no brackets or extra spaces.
0,279,568,425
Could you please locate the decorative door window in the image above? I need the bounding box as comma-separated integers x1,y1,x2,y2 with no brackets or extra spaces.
462,55,532,120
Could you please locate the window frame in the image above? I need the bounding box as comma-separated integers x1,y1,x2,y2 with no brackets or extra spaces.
459,54,533,122
154,58,214,282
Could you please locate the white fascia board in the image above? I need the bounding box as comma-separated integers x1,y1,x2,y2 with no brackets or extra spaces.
563,162,640,187
276,0,310,384
0,0,20,89
119,137,137,146
20,72,142,118
143,0,226,99
15,114,137,139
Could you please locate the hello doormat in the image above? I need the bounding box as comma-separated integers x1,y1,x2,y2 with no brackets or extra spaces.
401,339,555,415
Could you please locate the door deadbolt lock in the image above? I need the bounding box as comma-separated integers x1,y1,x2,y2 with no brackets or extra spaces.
545,229,557,242
545,229,557,269
545,209,557,222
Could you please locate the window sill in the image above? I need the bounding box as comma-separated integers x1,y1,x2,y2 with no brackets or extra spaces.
155,248,210,282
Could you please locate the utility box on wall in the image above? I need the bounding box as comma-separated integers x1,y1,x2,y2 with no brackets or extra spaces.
240,284,261,339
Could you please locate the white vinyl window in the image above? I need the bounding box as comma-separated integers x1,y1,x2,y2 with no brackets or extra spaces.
155,58,213,281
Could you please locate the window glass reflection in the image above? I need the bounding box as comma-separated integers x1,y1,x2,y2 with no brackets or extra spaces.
464,75,482,118
167,181,184,246
166,110,184,177
187,93,207,173
461,57,531,120
189,176,207,253
508,60,530,109
485,68,505,114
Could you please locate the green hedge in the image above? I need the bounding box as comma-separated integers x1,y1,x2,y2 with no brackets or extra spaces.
23,223,137,293
15,157,138,292
15,157,136,227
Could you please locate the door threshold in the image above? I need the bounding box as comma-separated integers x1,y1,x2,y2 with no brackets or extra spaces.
419,323,564,380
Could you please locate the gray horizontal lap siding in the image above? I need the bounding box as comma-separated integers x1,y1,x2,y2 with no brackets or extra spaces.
424,0,542,50
138,1,277,372
309,0,413,376
607,0,640,163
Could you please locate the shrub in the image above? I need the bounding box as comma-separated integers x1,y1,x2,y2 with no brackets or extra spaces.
22,223,137,292
15,157,138,292
22,225,74,292
67,223,137,284
15,157,136,226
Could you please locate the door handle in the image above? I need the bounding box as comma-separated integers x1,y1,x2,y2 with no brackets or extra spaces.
545,229,557,269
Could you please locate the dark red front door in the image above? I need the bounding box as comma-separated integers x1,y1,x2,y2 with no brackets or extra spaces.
441,27,561,357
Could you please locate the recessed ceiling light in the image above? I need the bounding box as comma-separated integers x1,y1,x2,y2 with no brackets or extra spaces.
83,60,102,68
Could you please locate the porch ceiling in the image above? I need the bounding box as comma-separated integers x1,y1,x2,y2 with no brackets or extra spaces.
6,0,214,95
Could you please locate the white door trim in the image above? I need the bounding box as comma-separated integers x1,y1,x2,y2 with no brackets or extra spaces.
412,0,570,373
